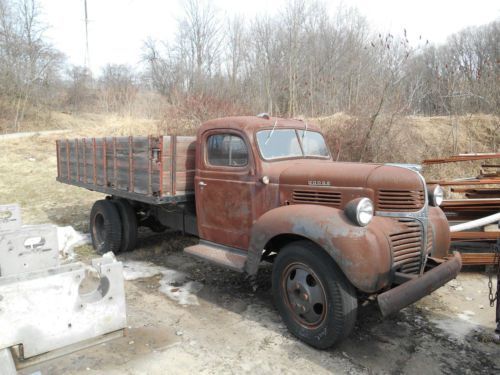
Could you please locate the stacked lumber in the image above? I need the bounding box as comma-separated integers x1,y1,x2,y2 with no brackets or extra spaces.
423,153,500,266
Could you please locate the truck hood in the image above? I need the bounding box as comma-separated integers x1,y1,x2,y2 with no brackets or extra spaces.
279,162,422,190
279,161,426,210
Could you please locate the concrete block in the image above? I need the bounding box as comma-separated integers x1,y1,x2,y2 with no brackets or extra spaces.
0,256,127,359
0,224,59,277
0,204,21,232
0,348,16,375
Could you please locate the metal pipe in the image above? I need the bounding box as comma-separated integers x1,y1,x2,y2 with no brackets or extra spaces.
449,212,500,232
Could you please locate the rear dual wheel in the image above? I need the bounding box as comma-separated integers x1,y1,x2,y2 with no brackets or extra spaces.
113,199,138,253
90,199,138,254
272,240,358,349
90,200,122,254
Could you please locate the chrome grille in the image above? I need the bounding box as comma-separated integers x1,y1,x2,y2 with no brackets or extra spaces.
426,224,433,255
390,219,423,274
292,190,341,207
377,189,425,211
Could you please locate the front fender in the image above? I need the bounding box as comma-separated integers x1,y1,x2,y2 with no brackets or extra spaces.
245,204,396,293
428,206,451,259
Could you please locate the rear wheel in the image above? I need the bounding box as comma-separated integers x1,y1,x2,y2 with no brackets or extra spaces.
272,240,358,349
90,199,122,254
113,199,138,252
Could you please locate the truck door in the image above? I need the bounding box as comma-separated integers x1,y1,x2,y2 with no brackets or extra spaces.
195,130,255,250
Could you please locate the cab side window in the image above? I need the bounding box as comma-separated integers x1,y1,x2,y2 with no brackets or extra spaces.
207,134,248,167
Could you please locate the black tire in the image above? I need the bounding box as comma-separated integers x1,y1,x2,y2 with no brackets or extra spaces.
272,240,358,349
113,199,138,253
90,199,122,254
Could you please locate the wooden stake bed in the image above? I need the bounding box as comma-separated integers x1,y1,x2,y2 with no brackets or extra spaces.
56,135,196,204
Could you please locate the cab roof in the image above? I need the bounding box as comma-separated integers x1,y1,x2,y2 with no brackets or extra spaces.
198,116,322,136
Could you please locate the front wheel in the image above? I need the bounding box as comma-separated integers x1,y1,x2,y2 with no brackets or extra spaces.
272,240,358,349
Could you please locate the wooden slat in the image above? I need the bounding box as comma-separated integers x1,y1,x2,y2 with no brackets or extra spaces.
451,232,500,240
103,138,107,186
158,136,163,197
113,137,117,187
56,140,61,178
65,139,70,182
171,135,176,196
75,139,80,181
92,138,97,185
148,136,152,195
128,136,133,192
454,253,498,266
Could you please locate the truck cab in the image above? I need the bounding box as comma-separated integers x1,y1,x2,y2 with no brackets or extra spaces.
56,115,462,349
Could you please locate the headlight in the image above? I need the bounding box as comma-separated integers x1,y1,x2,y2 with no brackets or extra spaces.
428,185,444,206
345,198,374,227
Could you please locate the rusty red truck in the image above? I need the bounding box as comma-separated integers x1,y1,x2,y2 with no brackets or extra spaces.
56,115,461,348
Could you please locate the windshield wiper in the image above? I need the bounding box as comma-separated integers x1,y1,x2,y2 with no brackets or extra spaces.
264,119,278,145
302,120,308,140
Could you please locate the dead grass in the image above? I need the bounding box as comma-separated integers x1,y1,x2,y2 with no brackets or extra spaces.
314,113,499,181
0,133,101,227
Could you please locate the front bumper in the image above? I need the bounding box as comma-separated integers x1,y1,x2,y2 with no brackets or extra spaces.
377,251,462,317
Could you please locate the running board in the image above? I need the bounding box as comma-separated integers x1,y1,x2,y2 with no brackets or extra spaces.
184,241,247,272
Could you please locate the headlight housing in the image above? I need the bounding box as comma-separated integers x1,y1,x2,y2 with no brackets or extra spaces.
428,185,444,206
345,197,374,227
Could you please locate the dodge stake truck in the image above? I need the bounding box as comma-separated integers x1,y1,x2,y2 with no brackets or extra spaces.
56,115,462,348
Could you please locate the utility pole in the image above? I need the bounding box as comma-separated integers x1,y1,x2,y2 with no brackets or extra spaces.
84,0,90,71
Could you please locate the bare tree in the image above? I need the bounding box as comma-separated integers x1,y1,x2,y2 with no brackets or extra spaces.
176,0,223,92
98,64,138,114
0,0,63,131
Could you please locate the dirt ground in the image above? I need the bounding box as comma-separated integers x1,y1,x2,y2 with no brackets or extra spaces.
18,241,500,375
1,128,499,375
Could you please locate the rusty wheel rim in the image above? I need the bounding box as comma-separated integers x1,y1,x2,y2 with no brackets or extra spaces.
281,262,327,328
92,213,105,251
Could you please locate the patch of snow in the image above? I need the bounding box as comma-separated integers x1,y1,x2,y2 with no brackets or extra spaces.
159,279,203,306
102,251,117,262
56,226,90,259
121,260,203,305
430,313,480,341
122,260,167,280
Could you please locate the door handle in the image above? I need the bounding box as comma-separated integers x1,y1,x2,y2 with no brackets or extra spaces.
198,181,207,187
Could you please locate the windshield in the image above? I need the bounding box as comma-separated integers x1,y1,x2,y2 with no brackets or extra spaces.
256,129,330,160
297,130,330,157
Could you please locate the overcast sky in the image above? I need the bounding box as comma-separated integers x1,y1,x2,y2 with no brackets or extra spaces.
39,0,500,74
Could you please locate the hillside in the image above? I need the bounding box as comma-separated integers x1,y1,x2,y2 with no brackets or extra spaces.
1,112,497,226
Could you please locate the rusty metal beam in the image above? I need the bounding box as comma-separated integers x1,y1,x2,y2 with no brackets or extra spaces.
442,198,500,206
427,178,500,186
423,153,500,165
